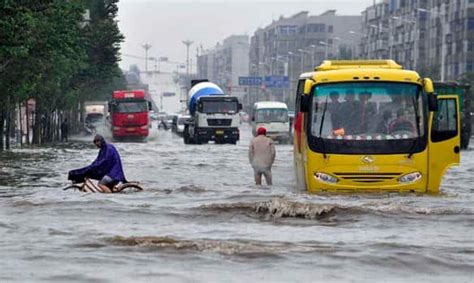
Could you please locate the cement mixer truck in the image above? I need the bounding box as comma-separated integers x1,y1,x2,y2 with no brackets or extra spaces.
183,80,241,144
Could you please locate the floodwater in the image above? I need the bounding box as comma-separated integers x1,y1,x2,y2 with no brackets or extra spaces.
1,123,473,282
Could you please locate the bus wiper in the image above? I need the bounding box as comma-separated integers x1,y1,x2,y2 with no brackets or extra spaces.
318,96,329,159
408,95,421,158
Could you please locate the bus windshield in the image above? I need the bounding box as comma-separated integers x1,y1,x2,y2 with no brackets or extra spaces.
202,101,238,114
256,108,288,123
308,82,426,154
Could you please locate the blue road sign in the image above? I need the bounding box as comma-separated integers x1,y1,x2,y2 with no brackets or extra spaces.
238,76,262,86
264,76,289,88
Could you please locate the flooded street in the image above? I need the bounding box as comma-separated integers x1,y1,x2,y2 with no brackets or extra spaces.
1,123,473,282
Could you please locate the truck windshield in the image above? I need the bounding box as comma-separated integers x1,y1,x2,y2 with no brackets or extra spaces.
114,101,148,113
202,101,238,114
256,108,288,123
308,82,426,154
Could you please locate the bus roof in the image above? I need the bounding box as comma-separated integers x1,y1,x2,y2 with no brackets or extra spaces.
298,60,420,84
253,101,288,109
316,60,402,71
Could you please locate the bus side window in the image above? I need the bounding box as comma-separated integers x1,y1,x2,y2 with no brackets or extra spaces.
431,98,458,142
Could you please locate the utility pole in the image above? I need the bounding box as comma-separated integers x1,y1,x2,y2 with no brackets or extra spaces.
418,8,446,81
142,43,152,73
182,40,193,78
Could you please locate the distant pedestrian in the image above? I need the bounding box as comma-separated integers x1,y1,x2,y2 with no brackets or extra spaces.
248,127,276,185
61,118,68,142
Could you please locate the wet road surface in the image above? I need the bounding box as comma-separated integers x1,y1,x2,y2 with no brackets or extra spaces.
1,123,473,282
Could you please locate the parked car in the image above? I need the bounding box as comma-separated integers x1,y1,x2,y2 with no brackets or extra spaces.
174,114,190,136
239,111,249,123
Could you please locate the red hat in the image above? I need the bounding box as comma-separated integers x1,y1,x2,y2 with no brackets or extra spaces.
257,127,266,136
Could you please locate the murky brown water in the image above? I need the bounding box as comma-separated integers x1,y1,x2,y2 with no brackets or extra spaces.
1,123,473,282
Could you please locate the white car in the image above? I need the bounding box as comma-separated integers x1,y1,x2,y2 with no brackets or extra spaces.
175,114,190,135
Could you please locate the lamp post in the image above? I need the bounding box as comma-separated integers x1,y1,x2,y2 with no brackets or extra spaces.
298,49,312,72
348,30,365,59
310,44,317,67
319,41,329,60
369,24,391,59
142,43,152,73
333,37,342,60
418,8,446,81
391,16,417,69
182,40,193,78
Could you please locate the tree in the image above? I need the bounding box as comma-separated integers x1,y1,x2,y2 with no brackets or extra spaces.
0,0,125,149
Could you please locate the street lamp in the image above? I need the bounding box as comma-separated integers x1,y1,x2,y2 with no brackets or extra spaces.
298,49,312,72
182,40,193,78
391,16,417,69
369,24,391,59
332,37,343,60
348,30,366,59
417,8,446,81
310,44,316,67
319,41,329,60
142,43,152,73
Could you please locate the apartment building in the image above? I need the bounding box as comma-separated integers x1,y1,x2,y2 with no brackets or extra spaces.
196,35,250,98
361,0,473,81
249,10,362,104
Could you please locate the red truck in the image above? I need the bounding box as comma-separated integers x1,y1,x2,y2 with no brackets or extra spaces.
109,90,152,140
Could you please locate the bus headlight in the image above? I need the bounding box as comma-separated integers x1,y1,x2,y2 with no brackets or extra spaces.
314,172,339,184
398,172,422,184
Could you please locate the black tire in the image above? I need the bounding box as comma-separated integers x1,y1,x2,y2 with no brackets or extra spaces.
62,184,82,191
184,127,190,144
114,183,144,193
195,134,202,144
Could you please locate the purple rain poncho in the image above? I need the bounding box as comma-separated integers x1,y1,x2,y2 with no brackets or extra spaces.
68,135,126,183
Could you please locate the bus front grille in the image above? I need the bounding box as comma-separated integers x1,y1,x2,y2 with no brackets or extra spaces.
333,172,402,183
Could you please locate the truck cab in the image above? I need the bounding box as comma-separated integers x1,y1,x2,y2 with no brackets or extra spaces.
109,90,152,140
183,81,241,144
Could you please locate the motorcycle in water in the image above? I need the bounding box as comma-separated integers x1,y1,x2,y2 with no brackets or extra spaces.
63,177,143,193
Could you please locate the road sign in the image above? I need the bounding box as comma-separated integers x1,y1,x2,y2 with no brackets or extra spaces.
264,76,289,88
238,76,262,86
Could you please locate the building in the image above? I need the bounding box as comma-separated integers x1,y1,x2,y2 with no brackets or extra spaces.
197,35,250,99
249,10,362,107
361,0,473,81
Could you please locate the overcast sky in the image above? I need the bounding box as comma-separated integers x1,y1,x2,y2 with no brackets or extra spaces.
117,0,377,72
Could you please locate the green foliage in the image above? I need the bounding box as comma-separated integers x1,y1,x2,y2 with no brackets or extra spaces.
0,0,124,106
0,0,125,146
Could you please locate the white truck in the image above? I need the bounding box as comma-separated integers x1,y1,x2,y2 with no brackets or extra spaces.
83,101,107,134
183,80,241,144
251,101,291,143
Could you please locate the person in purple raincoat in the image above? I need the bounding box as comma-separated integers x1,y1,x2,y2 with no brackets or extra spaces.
68,134,126,192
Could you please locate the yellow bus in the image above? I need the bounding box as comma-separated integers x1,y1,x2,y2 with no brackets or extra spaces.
293,60,460,193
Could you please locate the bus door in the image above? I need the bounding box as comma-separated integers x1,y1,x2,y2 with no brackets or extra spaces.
294,79,307,190
427,95,461,193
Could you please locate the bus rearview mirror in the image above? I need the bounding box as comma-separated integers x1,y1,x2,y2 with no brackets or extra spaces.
428,93,438,112
300,95,310,113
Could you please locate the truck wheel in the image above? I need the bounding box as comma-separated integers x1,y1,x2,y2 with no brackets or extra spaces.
184,130,190,144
